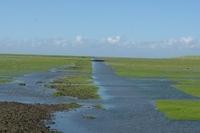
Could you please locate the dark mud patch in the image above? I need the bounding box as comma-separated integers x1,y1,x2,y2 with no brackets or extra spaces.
0,102,80,133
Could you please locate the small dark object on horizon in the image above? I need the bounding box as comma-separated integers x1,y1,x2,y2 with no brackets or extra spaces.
92,59,105,62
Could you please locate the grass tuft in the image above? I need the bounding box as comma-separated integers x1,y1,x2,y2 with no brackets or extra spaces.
52,76,99,99
48,58,99,99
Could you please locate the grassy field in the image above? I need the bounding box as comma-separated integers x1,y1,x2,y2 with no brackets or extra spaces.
156,100,200,120
0,54,90,83
106,57,200,78
106,57,200,97
106,56,200,120
0,54,98,99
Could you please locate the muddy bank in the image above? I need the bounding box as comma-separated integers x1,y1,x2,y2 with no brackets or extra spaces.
0,102,80,133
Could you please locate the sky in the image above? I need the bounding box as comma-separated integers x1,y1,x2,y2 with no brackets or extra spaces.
0,0,200,57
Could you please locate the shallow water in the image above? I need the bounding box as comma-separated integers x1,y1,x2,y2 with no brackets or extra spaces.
0,68,78,104
50,61,200,133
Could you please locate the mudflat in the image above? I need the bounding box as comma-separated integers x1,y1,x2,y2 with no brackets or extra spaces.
0,102,80,133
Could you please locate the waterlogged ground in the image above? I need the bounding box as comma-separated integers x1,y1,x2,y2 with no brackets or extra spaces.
50,61,200,133
1,60,200,132
0,64,97,132
0,68,76,104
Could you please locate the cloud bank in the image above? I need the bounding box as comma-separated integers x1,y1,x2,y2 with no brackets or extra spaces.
106,36,121,44
0,36,199,57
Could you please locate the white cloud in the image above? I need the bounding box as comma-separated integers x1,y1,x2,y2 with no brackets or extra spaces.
53,38,68,47
167,36,194,45
0,36,198,49
130,36,199,49
75,35,84,44
106,36,121,44
0,36,199,57
164,36,197,48
180,36,194,44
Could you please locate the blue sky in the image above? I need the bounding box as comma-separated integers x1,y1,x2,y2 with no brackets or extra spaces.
0,0,200,57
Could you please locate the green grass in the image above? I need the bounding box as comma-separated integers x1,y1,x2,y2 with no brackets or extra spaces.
156,100,200,120
173,79,200,97
106,57,200,97
0,54,90,83
106,57,200,78
51,75,99,99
